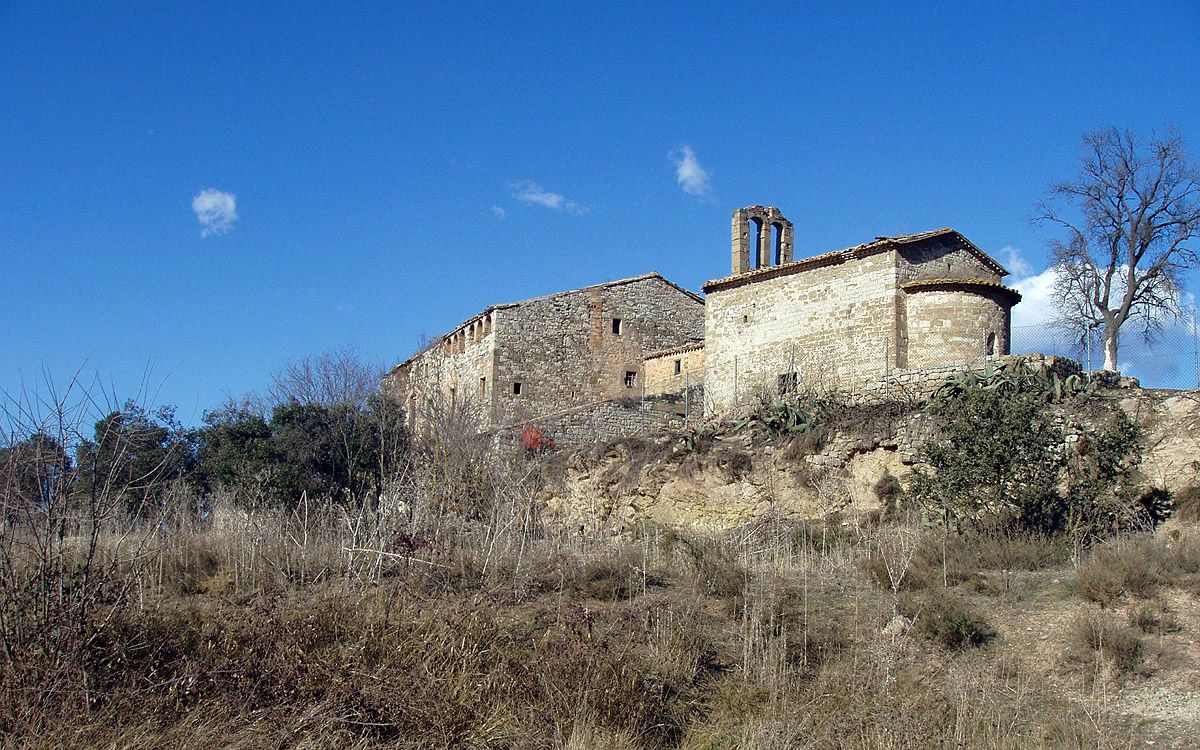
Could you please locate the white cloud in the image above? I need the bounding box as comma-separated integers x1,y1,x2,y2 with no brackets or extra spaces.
191,188,237,237
489,206,507,220
999,245,1032,279
1011,265,1061,328
670,144,711,197
511,181,586,214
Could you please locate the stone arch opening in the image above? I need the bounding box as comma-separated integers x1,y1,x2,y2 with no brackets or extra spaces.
731,205,794,274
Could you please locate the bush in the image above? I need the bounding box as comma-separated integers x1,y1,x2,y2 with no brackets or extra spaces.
1075,536,1169,606
912,388,1065,532
1127,600,1181,635
908,590,996,650
1172,484,1200,522
1069,612,1143,674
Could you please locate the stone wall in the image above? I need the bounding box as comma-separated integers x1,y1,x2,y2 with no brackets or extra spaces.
644,343,706,397
703,249,901,414
496,395,695,447
896,238,1003,283
490,275,704,426
846,354,1082,408
903,286,1013,369
382,309,500,430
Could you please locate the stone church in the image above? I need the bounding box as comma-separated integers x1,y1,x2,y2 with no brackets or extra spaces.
384,205,1021,439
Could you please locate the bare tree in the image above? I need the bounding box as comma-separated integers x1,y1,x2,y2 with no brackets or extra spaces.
1036,127,1200,371
268,348,383,409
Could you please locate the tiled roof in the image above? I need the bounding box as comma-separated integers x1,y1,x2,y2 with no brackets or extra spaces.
644,341,705,360
901,277,1022,303
702,228,1009,293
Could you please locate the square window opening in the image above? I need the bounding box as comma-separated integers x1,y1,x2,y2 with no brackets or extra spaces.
513,382,523,396
778,372,799,396
624,371,637,388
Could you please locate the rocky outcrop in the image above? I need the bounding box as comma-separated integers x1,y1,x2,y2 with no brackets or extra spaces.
541,386,1200,533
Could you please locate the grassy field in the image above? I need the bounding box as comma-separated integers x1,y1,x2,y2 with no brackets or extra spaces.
4,480,1198,749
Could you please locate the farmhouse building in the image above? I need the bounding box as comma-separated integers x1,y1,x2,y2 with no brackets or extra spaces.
386,205,1022,440
382,273,704,431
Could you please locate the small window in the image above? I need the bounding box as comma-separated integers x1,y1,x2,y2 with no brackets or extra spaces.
612,318,623,335
741,314,750,324
513,382,523,395
624,371,637,388
986,332,996,356
778,372,799,396
478,377,486,397
673,359,682,376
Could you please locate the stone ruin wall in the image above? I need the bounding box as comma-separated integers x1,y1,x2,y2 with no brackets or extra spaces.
703,250,901,415
382,308,501,429
489,276,704,427
643,343,706,397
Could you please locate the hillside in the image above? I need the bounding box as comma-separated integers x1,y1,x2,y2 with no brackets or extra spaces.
3,374,1200,748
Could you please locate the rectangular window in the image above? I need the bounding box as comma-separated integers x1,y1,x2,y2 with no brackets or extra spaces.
673,359,682,376
624,371,637,388
612,318,623,335
778,372,798,396
513,382,523,395
479,377,486,397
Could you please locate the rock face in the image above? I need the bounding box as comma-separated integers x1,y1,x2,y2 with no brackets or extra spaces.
1125,391,1200,494
542,436,908,532
541,387,1200,533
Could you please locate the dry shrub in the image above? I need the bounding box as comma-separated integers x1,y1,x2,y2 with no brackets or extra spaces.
1170,484,1200,521
1127,600,1182,635
906,589,997,650
574,548,663,601
1073,533,1196,606
971,530,1069,571
1069,611,1144,674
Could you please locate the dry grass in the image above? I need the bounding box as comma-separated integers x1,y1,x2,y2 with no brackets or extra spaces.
6,432,1196,748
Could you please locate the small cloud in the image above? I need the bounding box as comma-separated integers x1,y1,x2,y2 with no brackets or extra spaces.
670,144,711,198
999,245,1032,279
511,181,587,214
490,206,507,220
335,303,354,313
191,188,237,237
1011,265,1061,328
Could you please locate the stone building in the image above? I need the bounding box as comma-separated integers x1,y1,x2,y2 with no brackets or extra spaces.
383,273,704,431
684,210,1020,414
387,204,1022,439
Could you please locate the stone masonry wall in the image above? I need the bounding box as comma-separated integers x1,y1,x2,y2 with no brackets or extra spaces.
490,276,704,426
498,396,692,447
704,249,901,415
903,288,1012,369
644,344,706,397
896,239,1002,283
382,308,501,430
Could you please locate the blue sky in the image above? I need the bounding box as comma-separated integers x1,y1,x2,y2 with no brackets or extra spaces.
3,1,1200,422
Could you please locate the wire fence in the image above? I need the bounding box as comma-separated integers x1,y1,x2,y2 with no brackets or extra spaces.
1010,311,1200,390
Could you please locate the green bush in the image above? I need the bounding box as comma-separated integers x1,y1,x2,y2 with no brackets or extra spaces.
913,388,1065,532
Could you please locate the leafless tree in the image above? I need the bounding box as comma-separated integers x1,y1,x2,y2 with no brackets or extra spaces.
268,348,383,408
1035,127,1200,371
